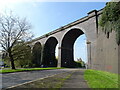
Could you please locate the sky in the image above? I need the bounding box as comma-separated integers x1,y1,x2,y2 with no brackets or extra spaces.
0,0,109,62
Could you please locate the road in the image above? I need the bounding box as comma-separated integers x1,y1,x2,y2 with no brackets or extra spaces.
1,69,79,89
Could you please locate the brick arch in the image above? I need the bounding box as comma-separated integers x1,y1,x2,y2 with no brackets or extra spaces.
42,37,58,67
32,42,42,67
61,28,86,67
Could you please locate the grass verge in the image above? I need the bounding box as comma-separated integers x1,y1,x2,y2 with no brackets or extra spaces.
0,67,64,73
84,69,119,88
7,71,73,89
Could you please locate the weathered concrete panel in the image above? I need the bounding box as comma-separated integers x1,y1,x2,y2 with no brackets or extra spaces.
96,28,118,73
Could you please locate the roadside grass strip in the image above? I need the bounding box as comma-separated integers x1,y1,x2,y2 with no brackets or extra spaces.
0,67,64,73
84,69,119,88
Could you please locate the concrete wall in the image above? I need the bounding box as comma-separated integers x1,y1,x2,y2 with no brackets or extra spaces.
94,30,118,73
93,13,119,73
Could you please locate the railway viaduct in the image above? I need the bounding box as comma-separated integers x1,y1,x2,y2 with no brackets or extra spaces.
28,9,119,73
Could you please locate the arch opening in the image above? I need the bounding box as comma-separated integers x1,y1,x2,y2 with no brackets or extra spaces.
55,44,59,61
32,42,42,67
74,34,87,68
61,28,86,67
42,37,58,67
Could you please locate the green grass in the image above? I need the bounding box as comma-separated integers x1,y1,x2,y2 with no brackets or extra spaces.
84,69,119,88
0,67,64,73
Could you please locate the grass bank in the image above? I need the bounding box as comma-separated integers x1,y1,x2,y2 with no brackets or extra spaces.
84,69,119,88
0,67,64,73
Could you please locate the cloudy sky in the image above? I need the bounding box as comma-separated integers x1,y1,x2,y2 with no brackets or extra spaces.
0,0,110,62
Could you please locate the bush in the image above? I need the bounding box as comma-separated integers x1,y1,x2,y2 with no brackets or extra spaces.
75,61,82,68
22,65,29,68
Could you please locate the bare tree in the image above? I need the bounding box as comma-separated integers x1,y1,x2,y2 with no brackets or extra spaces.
0,12,33,69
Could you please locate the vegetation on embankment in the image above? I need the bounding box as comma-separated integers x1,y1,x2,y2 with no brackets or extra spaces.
84,69,119,88
0,67,64,73
99,2,120,45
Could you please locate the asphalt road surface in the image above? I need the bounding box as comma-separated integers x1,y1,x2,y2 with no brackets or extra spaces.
1,69,79,89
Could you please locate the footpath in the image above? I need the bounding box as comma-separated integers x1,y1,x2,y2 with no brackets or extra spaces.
61,69,89,88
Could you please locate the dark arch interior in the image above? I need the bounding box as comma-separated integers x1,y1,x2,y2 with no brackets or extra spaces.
42,37,58,67
61,28,84,67
32,42,42,67
26,45,32,57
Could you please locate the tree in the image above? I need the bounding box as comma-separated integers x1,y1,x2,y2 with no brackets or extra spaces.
75,58,86,68
12,42,33,68
0,12,33,69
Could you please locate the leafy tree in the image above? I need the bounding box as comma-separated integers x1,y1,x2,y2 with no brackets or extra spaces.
12,42,33,68
99,2,120,45
0,12,33,69
75,58,85,68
